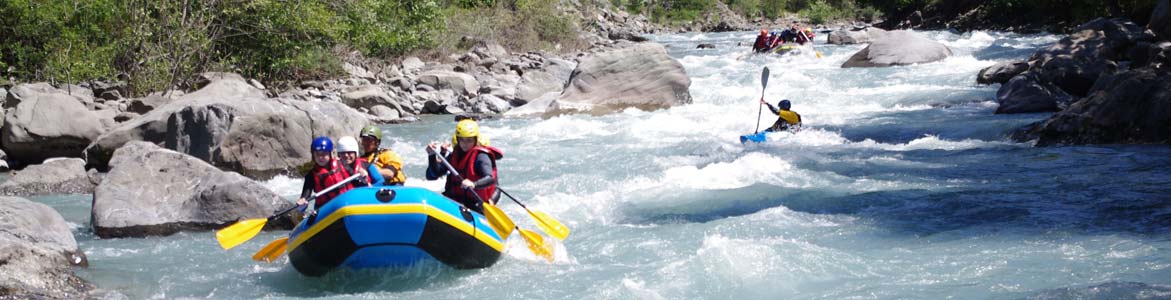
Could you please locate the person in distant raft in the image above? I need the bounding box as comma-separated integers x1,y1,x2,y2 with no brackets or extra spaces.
337,136,383,186
358,125,406,186
752,29,771,53
296,137,368,208
760,99,802,132
424,118,503,214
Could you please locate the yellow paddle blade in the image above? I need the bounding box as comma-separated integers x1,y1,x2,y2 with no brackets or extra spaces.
816,51,823,59
483,203,515,239
519,229,554,262
251,237,289,263
530,210,569,241
215,218,268,250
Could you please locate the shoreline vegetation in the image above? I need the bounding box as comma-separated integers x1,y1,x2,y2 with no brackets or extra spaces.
1,0,1157,94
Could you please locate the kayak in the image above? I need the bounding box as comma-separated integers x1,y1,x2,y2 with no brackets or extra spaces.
740,131,770,143
286,186,504,276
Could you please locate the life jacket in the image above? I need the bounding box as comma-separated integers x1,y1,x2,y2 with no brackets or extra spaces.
443,145,504,206
772,110,802,131
363,148,406,185
310,158,355,206
753,34,769,51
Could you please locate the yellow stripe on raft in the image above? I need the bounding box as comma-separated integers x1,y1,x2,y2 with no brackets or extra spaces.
289,203,505,253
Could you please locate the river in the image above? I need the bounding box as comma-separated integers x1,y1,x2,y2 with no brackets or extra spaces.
32,30,1171,299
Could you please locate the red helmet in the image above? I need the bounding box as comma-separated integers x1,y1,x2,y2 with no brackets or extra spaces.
760,29,768,35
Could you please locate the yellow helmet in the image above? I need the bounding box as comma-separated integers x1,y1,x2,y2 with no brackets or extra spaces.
455,119,479,138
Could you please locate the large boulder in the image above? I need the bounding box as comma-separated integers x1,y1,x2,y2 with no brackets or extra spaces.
416,71,479,96
1012,69,1171,146
553,43,692,115
515,57,576,104
91,141,295,238
995,72,1075,114
84,73,367,178
977,60,1029,85
2,83,106,165
841,30,952,68
0,158,96,196
826,27,886,45
1,196,92,299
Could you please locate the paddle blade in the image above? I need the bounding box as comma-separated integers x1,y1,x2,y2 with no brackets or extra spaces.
483,203,516,239
519,229,554,262
252,237,289,262
530,210,569,240
215,218,267,250
816,51,823,59
761,67,770,88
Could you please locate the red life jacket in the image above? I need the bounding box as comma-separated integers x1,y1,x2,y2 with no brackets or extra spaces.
311,158,354,206
443,145,504,204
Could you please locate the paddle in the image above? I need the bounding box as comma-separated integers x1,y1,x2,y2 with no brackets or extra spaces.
497,189,569,241
754,67,770,134
252,237,288,262
432,149,554,260
216,173,361,250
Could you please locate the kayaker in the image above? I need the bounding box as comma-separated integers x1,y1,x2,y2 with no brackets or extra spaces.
358,125,406,186
759,98,802,132
424,118,504,214
337,136,382,186
296,137,366,207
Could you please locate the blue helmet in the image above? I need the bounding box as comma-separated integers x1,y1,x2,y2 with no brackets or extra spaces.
778,99,791,110
311,136,333,153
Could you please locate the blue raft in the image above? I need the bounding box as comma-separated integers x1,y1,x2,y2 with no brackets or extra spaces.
286,186,505,276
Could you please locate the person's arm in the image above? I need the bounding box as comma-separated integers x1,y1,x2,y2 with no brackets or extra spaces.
760,99,780,115
470,152,497,188
425,151,449,180
297,172,314,206
366,162,385,186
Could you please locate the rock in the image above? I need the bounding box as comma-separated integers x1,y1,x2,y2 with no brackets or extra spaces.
826,27,885,45
1013,69,1171,146
369,105,401,120
91,141,295,238
3,82,59,109
977,61,1029,85
0,149,7,172
0,196,92,299
608,30,649,42
515,57,576,103
2,84,106,165
1026,19,1150,97
504,92,559,117
126,94,174,114
554,43,692,115
416,71,480,96
401,57,425,74
0,158,95,196
342,62,374,81
248,79,266,91
995,72,1073,114
841,30,952,68
341,85,403,114
1,87,7,102
696,43,716,49
1152,0,1171,41
84,72,367,178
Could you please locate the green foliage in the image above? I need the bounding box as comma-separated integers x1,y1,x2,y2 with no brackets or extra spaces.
437,0,584,54
650,0,717,24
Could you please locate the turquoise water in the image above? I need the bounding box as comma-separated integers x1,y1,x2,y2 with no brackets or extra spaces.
34,30,1171,299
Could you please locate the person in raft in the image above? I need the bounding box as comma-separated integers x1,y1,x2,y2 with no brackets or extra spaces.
358,125,407,186
424,118,504,214
760,99,802,132
296,137,368,208
337,135,384,186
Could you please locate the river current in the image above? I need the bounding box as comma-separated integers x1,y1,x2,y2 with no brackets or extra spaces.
30,30,1171,299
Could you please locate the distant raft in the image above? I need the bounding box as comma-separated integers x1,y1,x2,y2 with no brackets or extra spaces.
287,186,504,276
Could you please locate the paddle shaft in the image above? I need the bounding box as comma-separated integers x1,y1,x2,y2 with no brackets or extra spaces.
755,67,770,134
432,150,489,205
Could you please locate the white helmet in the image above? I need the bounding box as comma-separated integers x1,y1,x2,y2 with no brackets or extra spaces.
336,136,360,153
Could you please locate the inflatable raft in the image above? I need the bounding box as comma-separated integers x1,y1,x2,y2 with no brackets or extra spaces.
286,186,505,276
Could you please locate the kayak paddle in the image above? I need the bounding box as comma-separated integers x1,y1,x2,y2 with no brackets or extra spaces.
215,173,361,250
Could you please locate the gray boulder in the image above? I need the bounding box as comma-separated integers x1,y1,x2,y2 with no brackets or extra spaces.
0,158,96,196
0,196,91,299
1012,69,1171,146
977,61,1029,85
995,72,1074,114
827,27,885,45
2,84,106,165
554,43,692,115
84,72,367,178
841,30,952,68
341,85,408,117
417,71,480,96
91,141,295,238
516,57,576,103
